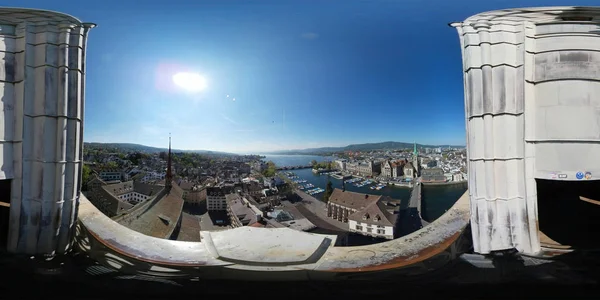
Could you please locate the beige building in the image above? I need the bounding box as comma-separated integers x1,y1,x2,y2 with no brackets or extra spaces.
346,160,381,177
326,189,399,239
381,160,405,178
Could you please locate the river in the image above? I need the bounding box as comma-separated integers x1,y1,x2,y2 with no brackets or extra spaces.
262,154,466,222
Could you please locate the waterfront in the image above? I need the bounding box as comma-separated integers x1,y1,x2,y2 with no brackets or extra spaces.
260,154,335,168
286,167,466,222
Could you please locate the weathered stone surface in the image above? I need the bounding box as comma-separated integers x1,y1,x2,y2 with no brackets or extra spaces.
0,8,94,255
453,6,600,256
204,227,336,265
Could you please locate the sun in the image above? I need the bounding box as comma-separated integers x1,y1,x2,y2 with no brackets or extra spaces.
172,72,207,92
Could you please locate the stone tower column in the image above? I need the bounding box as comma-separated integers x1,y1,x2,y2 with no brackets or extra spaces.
0,9,94,255
453,7,600,256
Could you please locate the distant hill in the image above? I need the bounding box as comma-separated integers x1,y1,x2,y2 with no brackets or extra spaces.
83,142,238,156
264,141,465,155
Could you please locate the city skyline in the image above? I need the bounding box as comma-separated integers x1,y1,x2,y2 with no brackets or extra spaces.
20,0,600,153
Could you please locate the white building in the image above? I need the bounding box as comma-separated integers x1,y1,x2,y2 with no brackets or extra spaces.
141,171,166,183
99,170,123,182
452,173,464,182
335,159,347,171
327,189,398,239
206,187,227,211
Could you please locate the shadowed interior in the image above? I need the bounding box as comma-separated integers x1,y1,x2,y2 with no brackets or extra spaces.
537,178,600,250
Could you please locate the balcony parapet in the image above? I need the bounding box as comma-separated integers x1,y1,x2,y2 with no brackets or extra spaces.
75,190,470,280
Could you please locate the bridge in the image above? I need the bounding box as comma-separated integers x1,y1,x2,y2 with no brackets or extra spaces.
396,177,428,236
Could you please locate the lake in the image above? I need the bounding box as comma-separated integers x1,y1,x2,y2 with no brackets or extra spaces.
260,154,335,167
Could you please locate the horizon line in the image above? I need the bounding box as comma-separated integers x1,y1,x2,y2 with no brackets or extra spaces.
84,140,467,154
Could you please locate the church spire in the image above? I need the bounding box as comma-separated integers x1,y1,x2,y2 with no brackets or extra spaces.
166,134,172,189
413,141,417,156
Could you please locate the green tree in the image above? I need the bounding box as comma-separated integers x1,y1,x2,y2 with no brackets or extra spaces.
322,179,333,202
261,161,277,177
310,160,318,167
81,164,91,191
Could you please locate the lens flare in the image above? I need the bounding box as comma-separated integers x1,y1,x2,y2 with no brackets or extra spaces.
172,72,207,92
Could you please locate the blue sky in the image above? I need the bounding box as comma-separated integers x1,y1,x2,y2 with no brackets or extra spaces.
17,0,600,153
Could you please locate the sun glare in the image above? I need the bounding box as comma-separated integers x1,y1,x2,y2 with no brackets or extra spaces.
172,72,207,92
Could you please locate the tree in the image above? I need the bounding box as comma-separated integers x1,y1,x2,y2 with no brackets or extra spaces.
81,164,91,191
310,160,318,167
261,161,277,177
322,180,333,202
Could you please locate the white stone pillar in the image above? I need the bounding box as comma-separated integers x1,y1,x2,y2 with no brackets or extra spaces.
453,7,600,255
452,20,532,254
0,9,94,255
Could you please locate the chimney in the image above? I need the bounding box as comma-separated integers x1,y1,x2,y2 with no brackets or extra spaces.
365,194,369,199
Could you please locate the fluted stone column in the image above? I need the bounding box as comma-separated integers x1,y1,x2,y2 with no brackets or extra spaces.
453,7,600,255
0,8,94,255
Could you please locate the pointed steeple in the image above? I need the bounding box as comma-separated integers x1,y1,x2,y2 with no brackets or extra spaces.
413,141,417,156
166,134,172,190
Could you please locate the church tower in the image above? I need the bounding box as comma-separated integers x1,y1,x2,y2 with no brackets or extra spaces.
413,141,419,178
165,134,173,191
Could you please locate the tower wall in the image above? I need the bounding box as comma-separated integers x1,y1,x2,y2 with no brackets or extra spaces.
453,7,600,255
0,9,94,255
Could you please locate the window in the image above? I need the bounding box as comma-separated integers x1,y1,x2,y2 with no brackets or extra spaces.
355,225,363,231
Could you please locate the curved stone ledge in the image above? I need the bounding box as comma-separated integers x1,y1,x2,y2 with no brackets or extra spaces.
75,190,470,279
459,7,600,24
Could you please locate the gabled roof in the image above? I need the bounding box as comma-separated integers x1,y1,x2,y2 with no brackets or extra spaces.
348,200,397,227
328,189,380,211
133,181,163,196
119,191,184,239
102,180,162,197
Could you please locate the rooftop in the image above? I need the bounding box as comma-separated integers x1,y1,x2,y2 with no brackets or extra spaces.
328,188,381,211
348,201,397,227
175,213,201,242
117,184,185,239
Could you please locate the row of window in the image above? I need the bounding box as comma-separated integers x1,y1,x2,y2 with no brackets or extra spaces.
355,225,386,235
207,199,226,211
118,192,150,203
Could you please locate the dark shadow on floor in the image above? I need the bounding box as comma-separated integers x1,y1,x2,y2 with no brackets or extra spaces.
537,178,600,249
